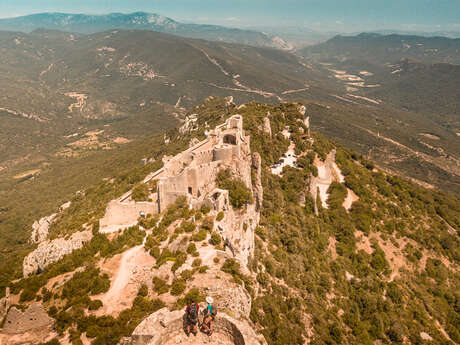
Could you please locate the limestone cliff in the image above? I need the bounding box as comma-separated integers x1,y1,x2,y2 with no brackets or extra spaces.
29,201,71,244
30,214,57,244
23,230,92,276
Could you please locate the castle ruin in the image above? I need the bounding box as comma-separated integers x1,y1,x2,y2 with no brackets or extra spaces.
99,114,262,266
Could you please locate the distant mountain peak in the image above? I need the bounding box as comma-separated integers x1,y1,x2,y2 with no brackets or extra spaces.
0,12,290,49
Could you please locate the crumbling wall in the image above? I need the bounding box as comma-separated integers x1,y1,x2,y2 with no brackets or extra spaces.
100,200,157,233
1,303,53,334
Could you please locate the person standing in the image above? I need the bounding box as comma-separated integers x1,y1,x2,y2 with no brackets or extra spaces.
185,298,199,336
201,296,216,335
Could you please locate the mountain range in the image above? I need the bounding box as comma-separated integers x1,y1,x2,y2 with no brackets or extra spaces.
0,12,459,345
0,12,293,50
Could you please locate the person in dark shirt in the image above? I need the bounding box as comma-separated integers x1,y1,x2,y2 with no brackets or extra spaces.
185,299,199,336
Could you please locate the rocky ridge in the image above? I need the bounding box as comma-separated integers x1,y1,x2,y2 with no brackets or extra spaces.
23,230,92,276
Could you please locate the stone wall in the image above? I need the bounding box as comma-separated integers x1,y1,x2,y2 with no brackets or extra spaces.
1,303,53,334
99,114,258,267
100,200,158,233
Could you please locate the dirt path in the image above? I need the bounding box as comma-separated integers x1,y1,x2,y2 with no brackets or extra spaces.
96,235,154,316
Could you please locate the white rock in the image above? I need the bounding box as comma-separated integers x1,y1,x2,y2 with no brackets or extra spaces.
23,230,93,277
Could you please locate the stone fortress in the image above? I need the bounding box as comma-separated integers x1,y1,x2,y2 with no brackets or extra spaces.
100,114,262,266
105,113,265,345
9,113,266,345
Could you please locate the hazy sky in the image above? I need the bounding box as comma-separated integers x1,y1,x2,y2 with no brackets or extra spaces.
1,0,459,32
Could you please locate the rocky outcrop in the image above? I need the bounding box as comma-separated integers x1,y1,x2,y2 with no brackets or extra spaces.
23,230,92,277
30,214,57,243
0,288,10,322
120,307,266,345
262,116,272,137
179,114,198,134
1,303,53,334
304,116,310,130
309,150,351,214
252,153,263,212
205,284,252,320
30,201,71,244
298,104,307,116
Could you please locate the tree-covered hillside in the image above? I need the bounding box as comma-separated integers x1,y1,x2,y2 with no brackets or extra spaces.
2,97,459,345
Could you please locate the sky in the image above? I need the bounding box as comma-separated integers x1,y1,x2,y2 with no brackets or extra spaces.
1,0,460,33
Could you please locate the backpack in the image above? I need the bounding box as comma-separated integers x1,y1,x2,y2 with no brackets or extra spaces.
211,306,217,318
189,303,198,322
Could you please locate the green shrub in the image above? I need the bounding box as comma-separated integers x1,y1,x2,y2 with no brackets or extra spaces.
88,299,103,310
137,284,148,297
216,211,224,221
171,251,187,272
210,232,222,246
327,181,347,209
370,248,388,273
255,226,267,241
192,229,207,242
201,216,214,231
149,246,161,259
221,259,249,287
187,243,197,254
152,277,169,295
192,258,202,267
38,339,61,345
200,205,211,214
175,288,205,309
181,221,196,233
199,266,208,273
131,183,149,202
170,279,186,296
41,287,53,302
69,329,83,345
61,266,110,306
194,211,202,221
216,169,253,208
155,248,174,267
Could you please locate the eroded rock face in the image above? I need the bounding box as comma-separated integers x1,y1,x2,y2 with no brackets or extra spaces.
262,116,272,137
30,214,57,243
252,153,263,212
0,288,10,322
205,284,252,320
120,307,266,345
30,201,71,244
23,230,92,277
309,149,343,212
1,303,53,334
